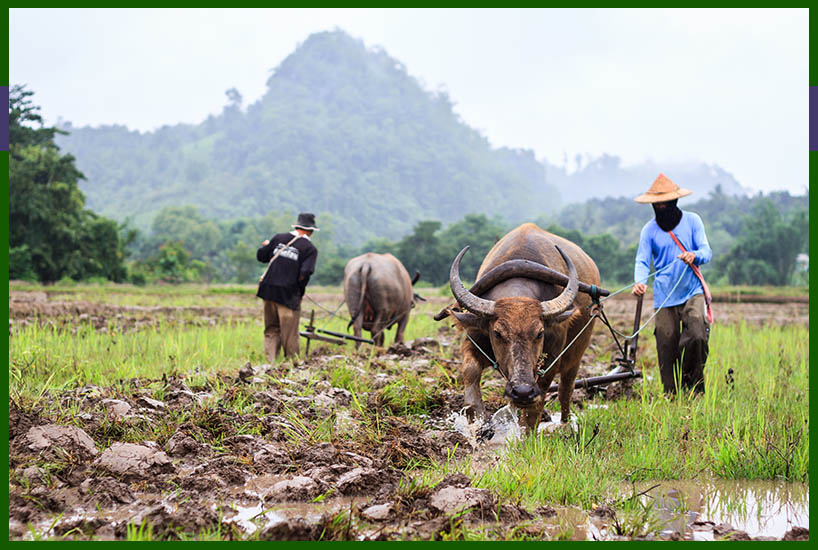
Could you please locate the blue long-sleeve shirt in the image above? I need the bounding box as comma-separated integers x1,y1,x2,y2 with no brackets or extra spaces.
634,210,712,309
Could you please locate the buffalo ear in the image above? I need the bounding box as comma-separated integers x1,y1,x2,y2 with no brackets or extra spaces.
413,292,426,302
545,308,576,325
451,310,490,331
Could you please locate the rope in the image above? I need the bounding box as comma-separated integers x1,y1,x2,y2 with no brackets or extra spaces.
465,333,506,380
304,294,345,316
598,260,679,304
463,311,599,383
300,294,410,344
315,299,348,332
603,266,688,340
536,312,599,378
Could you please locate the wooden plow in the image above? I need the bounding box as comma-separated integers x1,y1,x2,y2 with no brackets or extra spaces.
557,293,645,393
300,309,374,354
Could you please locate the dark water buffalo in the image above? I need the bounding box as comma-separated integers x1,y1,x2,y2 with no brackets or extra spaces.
344,253,423,347
439,223,600,432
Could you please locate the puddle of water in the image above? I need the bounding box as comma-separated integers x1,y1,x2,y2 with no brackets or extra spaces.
222,502,287,534
637,479,809,540
445,409,807,541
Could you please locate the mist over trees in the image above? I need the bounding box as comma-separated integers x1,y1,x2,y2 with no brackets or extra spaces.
543,154,750,205
11,30,808,289
56,30,560,246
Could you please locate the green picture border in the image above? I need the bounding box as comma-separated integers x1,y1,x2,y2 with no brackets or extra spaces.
3,7,813,547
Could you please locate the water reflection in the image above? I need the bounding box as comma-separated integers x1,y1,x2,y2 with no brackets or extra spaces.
639,479,808,539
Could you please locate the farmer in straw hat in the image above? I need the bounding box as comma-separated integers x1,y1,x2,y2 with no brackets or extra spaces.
632,174,713,395
256,213,319,363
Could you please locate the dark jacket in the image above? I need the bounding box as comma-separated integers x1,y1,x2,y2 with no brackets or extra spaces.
256,232,318,310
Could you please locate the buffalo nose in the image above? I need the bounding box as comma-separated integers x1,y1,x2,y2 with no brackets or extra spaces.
509,383,538,402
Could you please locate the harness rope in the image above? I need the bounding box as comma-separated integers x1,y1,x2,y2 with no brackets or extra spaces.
462,257,688,384
598,264,688,341
465,311,599,383
302,293,409,342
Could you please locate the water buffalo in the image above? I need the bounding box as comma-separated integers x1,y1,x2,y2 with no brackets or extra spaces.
344,253,424,347
439,223,600,433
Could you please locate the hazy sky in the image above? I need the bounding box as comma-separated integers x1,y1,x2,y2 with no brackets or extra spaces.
9,8,808,194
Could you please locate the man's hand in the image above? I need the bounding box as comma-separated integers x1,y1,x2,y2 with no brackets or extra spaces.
677,251,696,265
632,282,647,296
262,240,270,247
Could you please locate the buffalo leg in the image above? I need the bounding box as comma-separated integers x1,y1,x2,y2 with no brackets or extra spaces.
370,312,386,347
460,340,490,421
352,315,364,350
393,313,409,345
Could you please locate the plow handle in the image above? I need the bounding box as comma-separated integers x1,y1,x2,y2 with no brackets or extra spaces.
629,294,644,363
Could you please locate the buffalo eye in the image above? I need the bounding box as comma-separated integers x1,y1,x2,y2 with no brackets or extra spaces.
493,330,504,342
536,330,544,340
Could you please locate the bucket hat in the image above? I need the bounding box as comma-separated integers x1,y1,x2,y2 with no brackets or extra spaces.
292,212,320,231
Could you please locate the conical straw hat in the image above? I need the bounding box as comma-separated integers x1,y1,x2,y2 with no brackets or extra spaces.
634,173,692,203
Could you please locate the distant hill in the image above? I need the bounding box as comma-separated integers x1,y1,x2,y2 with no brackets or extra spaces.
57,29,755,247
542,154,750,205
56,30,560,245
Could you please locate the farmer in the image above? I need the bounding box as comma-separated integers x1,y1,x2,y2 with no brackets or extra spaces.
257,212,319,363
632,174,713,394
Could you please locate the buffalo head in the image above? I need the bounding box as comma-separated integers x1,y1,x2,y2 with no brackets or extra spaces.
448,246,578,408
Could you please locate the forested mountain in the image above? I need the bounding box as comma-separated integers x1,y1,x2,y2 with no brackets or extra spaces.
56,30,560,245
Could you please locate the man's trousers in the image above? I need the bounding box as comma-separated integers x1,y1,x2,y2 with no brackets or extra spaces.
263,300,301,363
653,293,709,394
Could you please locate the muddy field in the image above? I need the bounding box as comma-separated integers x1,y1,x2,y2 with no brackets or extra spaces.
8,288,809,541
8,289,810,332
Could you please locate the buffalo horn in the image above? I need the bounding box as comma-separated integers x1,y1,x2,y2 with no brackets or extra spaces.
541,245,579,320
449,246,496,317
469,259,609,298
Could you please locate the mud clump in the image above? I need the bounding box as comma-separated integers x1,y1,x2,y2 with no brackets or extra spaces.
258,515,327,541
295,442,339,468
186,456,250,489
782,526,809,541
165,429,212,459
361,502,395,522
9,400,46,440
335,467,382,495
94,442,174,480
713,523,751,541
101,399,132,420
80,477,136,506
15,424,98,461
267,476,321,502
135,396,166,411
429,485,495,516
9,488,65,522
137,501,221,540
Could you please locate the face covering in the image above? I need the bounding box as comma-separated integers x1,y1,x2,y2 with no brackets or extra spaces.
652,199,682,232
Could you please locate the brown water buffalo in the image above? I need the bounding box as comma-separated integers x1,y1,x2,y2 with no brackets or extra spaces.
439,223,600,433
344,253,423,347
